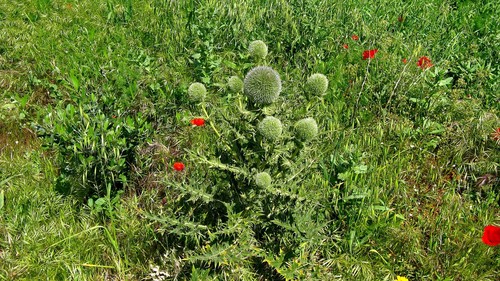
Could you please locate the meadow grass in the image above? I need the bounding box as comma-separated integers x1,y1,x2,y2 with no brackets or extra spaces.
1,0,499,280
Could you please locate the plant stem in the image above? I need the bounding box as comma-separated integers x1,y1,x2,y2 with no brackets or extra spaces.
202,103,221,138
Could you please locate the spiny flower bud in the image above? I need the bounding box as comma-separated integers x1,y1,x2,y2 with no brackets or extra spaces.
187,82,207,102
255,172,272,188
305,73,329,96
257,116,283,141
244,66,281,105
228,76,244,93
294,117,318,141
248,40,268,60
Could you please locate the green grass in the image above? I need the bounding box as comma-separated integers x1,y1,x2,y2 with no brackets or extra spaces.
1,0,499,280
0,143,160,279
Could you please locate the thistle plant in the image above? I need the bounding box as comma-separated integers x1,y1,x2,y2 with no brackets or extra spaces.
294,117,318,141
248,40,268,60
304,73,329,96
149,39,330,280
254,172,272,188
244,66,281,105
257,116,283,141
228,76,243,93
188,82,207,102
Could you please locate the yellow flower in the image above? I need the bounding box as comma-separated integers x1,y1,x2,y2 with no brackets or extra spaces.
396,276,409,281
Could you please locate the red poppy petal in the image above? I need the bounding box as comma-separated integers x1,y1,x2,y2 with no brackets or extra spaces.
482,225,500,246
362,49,378,60
173,162,185,171
482,233,495,246
417,56,433,69
190,118,205,126
488,226,500,242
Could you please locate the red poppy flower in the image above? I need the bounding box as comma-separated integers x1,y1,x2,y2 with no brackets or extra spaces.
482,225,500,246
190,118,205,126
362,49,378,60
173,162,185,171
342,44,349,49
492,128,500,142
417,56,433,70
402,58,407,64
351,35,359,41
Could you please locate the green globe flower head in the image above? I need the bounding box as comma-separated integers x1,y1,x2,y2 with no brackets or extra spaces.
258,116,283,141
248,40,268,60
255,172,272,188
305,73,329,96
294,117,318,141
244,66,281,105
188,82,207,102
228,76,244,93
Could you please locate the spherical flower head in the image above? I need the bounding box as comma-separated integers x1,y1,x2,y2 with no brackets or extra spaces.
228,76,244,93
248,40,268,60
257,116,283,141
482,225,500,246
173,162,185,171
187,82,207,102
294,117,318,141
255,172,272,188
244,66,282,105
395,277,409,281
305,73,329,96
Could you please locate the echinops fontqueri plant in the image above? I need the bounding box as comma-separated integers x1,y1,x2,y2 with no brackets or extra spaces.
254,172,272,188
244,66,281,105
294,117,318,141
248,40,268,60
305,73,328,96
188,82,207,102
257,116,283,141
228,76,244,93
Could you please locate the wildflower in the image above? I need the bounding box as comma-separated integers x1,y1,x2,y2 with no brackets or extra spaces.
343,44,349,49
402,58,407,64
491,127,500,143
482,225,500,246
351,35,359,41
362,49,378,60
173,162,185,171
396,277,409,281
188,82,207,102
417,56,433,70
190,118,205,126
